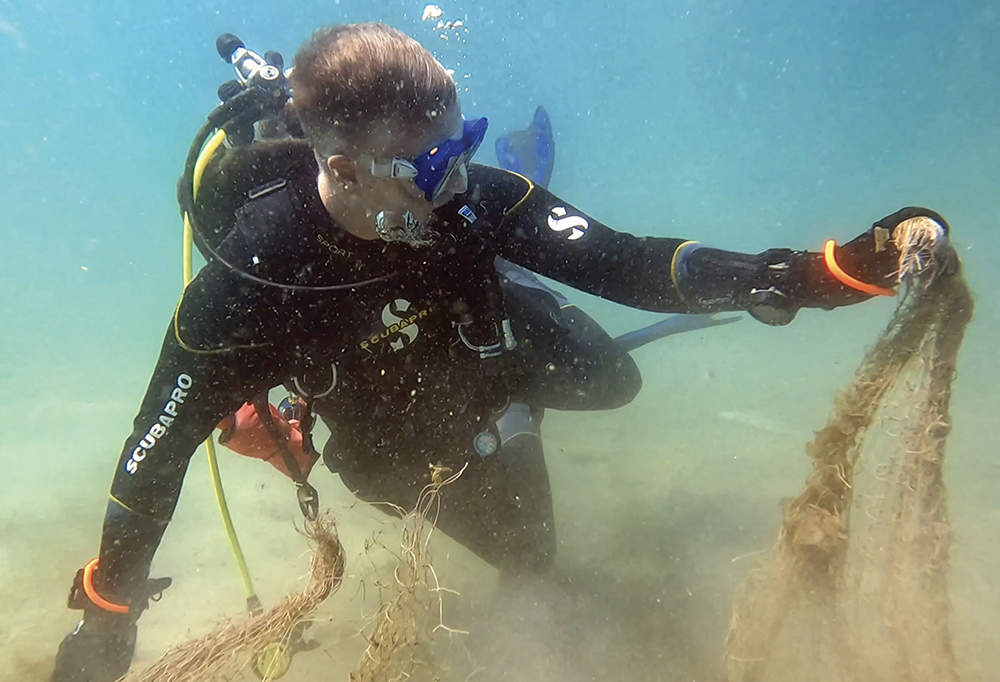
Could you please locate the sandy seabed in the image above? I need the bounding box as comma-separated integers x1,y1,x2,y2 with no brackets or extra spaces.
2,305,998,682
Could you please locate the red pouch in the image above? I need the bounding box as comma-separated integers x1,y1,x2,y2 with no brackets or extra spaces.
217,402,317,479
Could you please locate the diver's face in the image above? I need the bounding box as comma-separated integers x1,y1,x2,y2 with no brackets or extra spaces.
367,105,468,209
319,105,466,241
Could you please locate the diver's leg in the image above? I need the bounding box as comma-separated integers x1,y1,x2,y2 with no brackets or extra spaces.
489,403,557,578
499,269,642,411
326,402,556,577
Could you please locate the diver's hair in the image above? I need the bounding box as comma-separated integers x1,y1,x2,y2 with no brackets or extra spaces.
291,23,457,156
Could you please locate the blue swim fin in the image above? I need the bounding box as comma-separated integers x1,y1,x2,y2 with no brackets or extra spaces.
495,106,555,188
496,259,741,352
615,314,742,353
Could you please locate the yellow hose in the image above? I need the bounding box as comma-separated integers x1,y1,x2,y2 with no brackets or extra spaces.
193,129,227,203
204,438,259,610
184,127,261,613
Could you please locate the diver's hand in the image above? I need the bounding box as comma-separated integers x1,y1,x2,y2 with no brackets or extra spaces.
51,611,137,682
673,208,951,326
872,206,950,238
834,207,950,290
768,207,953,323
51,565,171,681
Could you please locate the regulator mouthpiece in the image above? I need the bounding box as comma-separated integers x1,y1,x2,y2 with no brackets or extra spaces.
374,210,435,248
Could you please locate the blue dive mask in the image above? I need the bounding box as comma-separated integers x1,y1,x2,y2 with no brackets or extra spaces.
368,117,488,202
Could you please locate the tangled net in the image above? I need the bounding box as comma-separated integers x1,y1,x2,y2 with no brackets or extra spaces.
117,462,462,682
349,463,467,682
120,514,346,682
725,219,972,682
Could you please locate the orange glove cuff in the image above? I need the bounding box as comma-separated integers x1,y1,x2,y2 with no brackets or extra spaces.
82,559,130,614
823,240,896,298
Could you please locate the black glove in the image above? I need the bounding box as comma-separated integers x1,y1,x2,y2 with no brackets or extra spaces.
51,566,171,682
833,206,951,291
674,207,950,326
773,206,950,322
51,611,137,682
874,206,950,238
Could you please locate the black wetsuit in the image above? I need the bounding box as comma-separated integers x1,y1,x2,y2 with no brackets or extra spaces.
95,139,872,600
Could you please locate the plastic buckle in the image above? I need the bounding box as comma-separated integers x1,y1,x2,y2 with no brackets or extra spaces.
296,482,319,521
457,318,517,359
67,568,89,610
292,364,337,400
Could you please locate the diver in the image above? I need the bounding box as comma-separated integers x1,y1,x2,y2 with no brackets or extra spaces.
50,22,950,682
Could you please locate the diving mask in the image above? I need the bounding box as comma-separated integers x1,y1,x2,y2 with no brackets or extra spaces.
367,117,488,202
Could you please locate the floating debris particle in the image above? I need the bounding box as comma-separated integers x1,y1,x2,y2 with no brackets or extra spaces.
421,4,443,21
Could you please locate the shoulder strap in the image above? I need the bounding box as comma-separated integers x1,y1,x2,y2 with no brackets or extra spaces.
191,139,315,258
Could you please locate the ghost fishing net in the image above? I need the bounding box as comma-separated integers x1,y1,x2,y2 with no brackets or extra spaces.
348,464,467,682
119,465,463,682
121,514,346,682
724,218,972,682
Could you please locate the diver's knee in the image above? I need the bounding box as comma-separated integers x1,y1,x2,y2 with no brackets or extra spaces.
605,353,642,408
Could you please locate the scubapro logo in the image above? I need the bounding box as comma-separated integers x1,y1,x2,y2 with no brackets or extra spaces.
360,299,430,353
546,206,589,241
125,373,192,475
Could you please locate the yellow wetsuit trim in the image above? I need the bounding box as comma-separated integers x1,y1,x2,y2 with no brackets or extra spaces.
108,494,139,516
182,214,195,289
501,170,536,216
171,291,271,355
108,494,171,524
669,240,699,304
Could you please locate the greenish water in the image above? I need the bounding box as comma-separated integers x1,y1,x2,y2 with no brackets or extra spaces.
1,2,998,680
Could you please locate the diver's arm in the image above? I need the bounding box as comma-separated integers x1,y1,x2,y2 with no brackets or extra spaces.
478,167,946,324
52,270,287,682
95,264,289,603
477,167,689,310
96,332,277,604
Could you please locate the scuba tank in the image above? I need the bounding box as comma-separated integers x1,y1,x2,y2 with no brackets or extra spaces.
178,33,301,261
